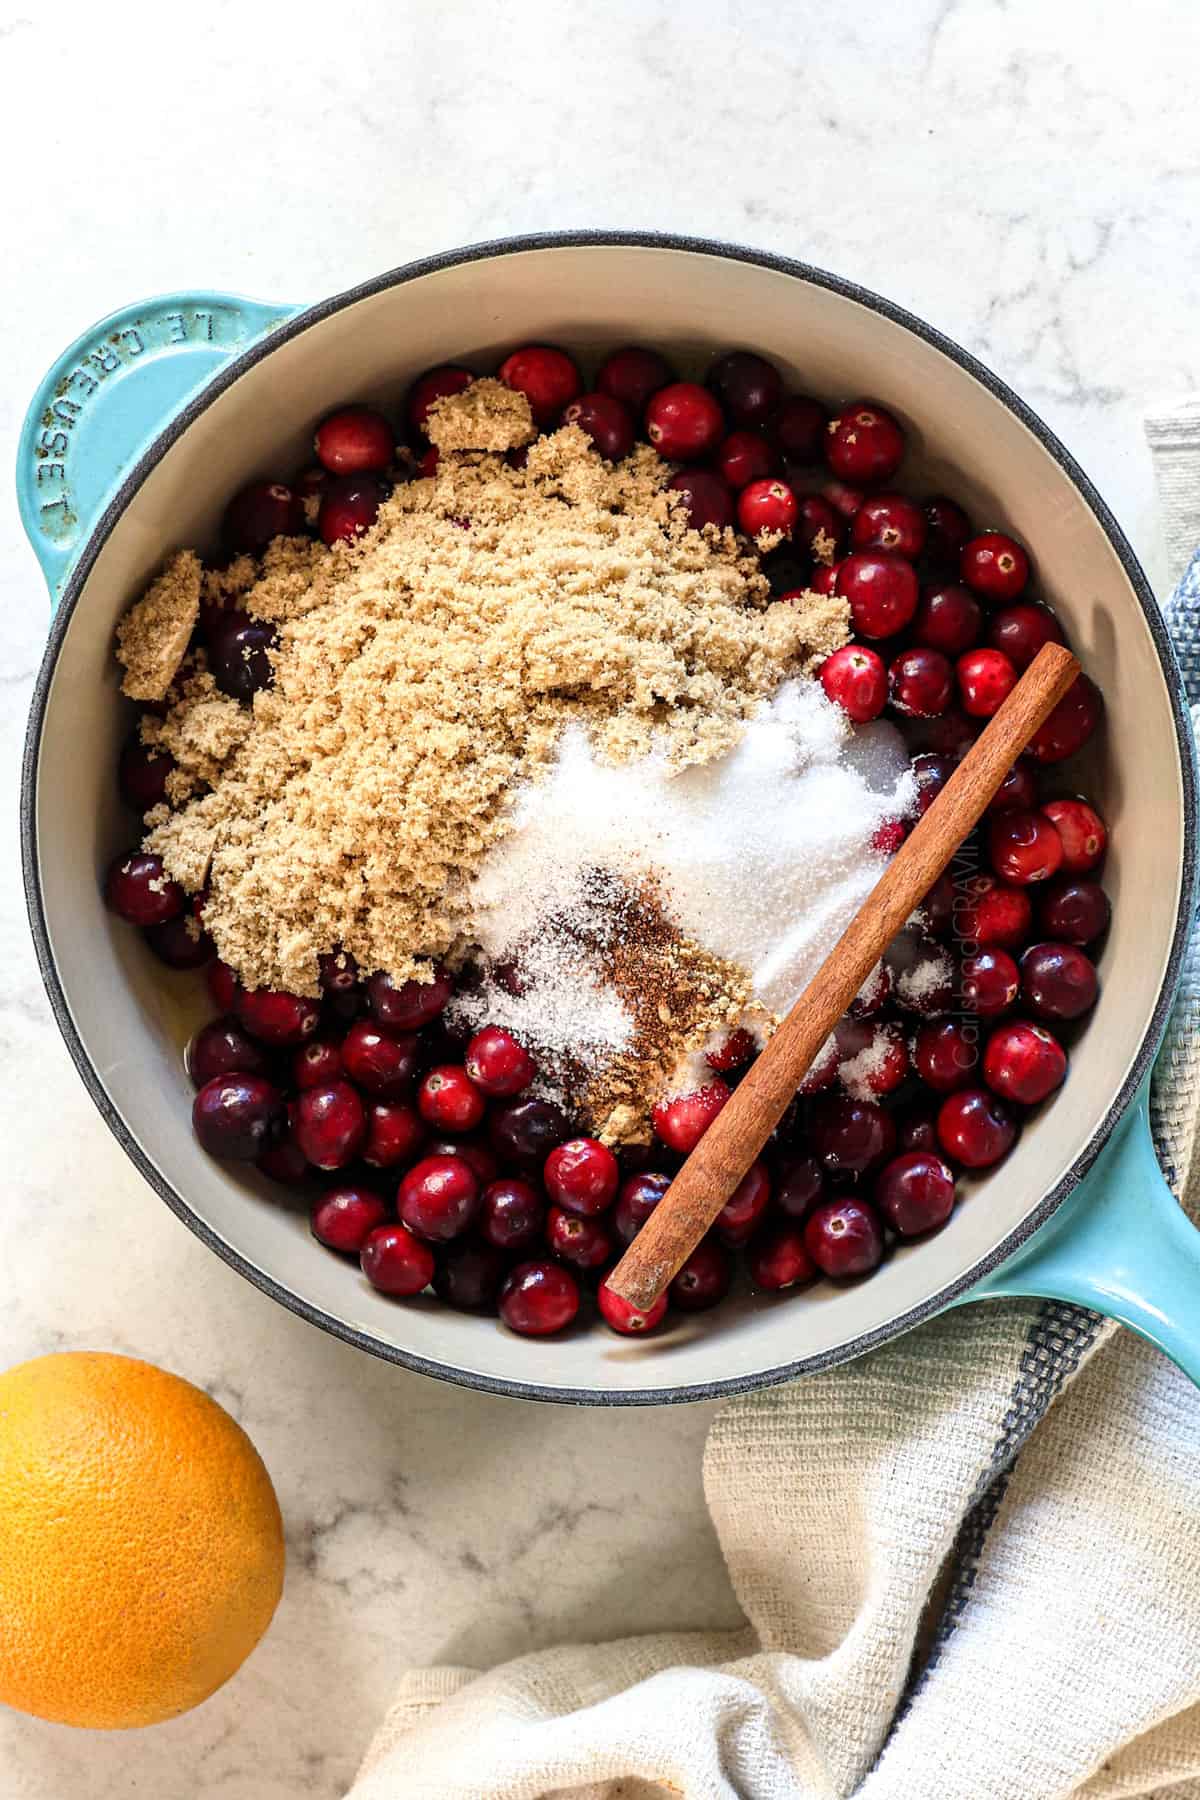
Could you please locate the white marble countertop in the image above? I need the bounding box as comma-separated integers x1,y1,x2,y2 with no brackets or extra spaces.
1,0,1197,1792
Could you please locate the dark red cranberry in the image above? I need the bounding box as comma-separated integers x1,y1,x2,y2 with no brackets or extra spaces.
836,551,918,638
544,1137,619,1216
960,531,1030,601
988,759,1039,814
897,1105,940,1153
361,1223,435,1297
988,602,1064,671
480,1177,545,1252
707,350,782,427
1021,942,1099,1020
808,1094,897,1177
850,960,892,1018
669,1240,733,1312
406,364,472,437
706,1027,757,1072
835,1020,908,1099
561,392,634,461
961,948,1021,1018
1041,798,1107,873
598,1281,669,1334
773,1152,825,1219
798,1033,842,1095
1038,879,1110,945
923,496,972,565
222,481,303,554
959,875,1033,949
645,382,725,460
911,753,955,817
936,1088,1016,1168
738,479,798,538
361,1099,426,1169
793,494,841,560
423,1137,499,1185
773,393,828,463
852,492,927,559
104,851,184,926
186,1017,270,1088
235,987,320,1047
488,1097,570,1170
875,1152,956,1236
596,346,674,414
318,949,359,993
499,1260,580,1336
433,1239,507,1313
667,468,735,531
397,1153,480,1242
804,1198,884,1278
748,1221,817,1291
256,1133,312,1186
192,1074,284,1161
294,463,330,504
913,1018,978,1093
824,401,905,485
958,647,1018,718
144,913,212,969
294,1080,366,1170
208,615,278,702
368,966,453,1030
613,1171,671,1245
716,430,773,490
293,1039,343,1089
918,870,956,936
118,736,173,812
546,1206,613,1271
463,1025,536,1097
207,959,239,1011
341,1020,419,1097
498,345,582,426
912,584,983,657
318,474,388,546
819,644,888,723
311,1186,388,1254
652,1080,731,1152
988,809,1065,885
893,938,955,1015
983,1020,1067,1104
913,708,979,759
889,647,953,718
417,1064,485,1133
314,405,394,475
714,1159,772,1248
822,478,866,521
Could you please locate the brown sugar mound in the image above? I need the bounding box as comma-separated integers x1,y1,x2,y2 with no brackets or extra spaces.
116,552,201,702
123,381,849,995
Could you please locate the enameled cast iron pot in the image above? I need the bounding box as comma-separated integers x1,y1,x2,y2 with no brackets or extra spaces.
17,232,1200,1404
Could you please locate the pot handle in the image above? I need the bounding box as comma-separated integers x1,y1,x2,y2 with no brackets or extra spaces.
956,1076,1200,1387
16,291,302,608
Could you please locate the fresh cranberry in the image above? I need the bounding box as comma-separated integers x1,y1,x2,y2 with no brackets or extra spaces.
293,1039,343,1089
988,759,1039,814
397,1153,480,1242
561,392,634,461
825,401,905,485
432,1239,507,1313
958,647,1018,718
875,1152,956,1237
598,1280,669,1334
423,1137,499,1185
913,708,979,759
417,1064,485,1133
669,1240,733,1311
479,1178,545,1252
808,563,841,596
361,1223,435,1297
988,809,1065,884
820,644,888,723
144,914,212,969
961,948,1021,1017
1038,878,1110,945
959,875,1034,949
716,430,773,490
748,1220,816,1290
889,647,953,718
987,602,1064,671
897,1106,940,1153
804,1198,884,1278
1021,942,1099,1020
311,1186,388,1254
192,1074,284,1161
314,405,394,475
983,1020,1067,1105
545,1206,612,1271
714,1159,772,1247
118,736,173,812
773,394,828,463
498,345,582,426
913,1018,978,1092
292,1080,365,1171
208,614,278,702
596,346,673,414
836,551,918,639
499,1261,580,1336
222,481,303,554
256,1133,311,1186
207,960,239,1011
851,493,927,559
544,1137,619,1216
912,584,983,657
923,496,972,565
893,938,955,1015
186,1018,270,1088
793,494,841,560
773,1153,825,1218
937,1088,1016,1168
808,1094,897,1177
918,871,956,936
361,1099,426,1169
1041,798,1107,872
850,961,893,1018
341,1020,419,1097
798,1033,842,1095
822,478,866,521
667,468,735,530
318,949,359,993
909,754,953,820
738,479,797,537
835,1020,908,1099
960,531,1030,600
318,474,388,546
645,382,725,460
235,987,321,1047
406,364,472,437
488,1097,570,1169
652,1080,731,1152
707,350,782,427
462,1025,535,1097
613,1171,671,1245
104,851,184,926
706,1027,757,1072
368,966,453,1030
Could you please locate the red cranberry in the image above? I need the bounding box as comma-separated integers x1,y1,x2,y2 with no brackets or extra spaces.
959,875,1033,949
774,1153,825,1218
820,644,888,723
889,647,953,718
406,364,472,437
707,350,782,427
256,1133,311,1186
143,914,212,969
499,1260,580,1336
875,1152,956,1237
738,479,798,538
432,1239,507,1313
1038,878,1110,945
596,346,673,414
960,531,1030,601
613,1171,671,1245
498,345,582,426
311,1186,388,1254
897,1106,940,1154
235,987,321,1047
825,401,905,485
317,474,388,546
192,1074,284,1161
104,851,184,926
669,1240,733,1312
463,1025,536,1097
958,647,1018,718
798,1032,842,1095
923,496,972,565
318,948,359,992
804,1198,884,1278
314,405,394,475
423,1137,499,1185
808,1094,897,1177
417,1064,486,1133
918,870,956,936
984,1020,1067,1104
987,602,1064,671
893,938,955,1015
544,1137,619,1216
118,736,173,812
1041,798,1106,873
294,1080,366,1170
988,809,1065,885
909,753,954,820
773,394,828,463
488,1097,570,1169
598,1281,669,1334
1021,942,1098,1020
912,584,983,657
961,948,1021,1018
397,1153,480,1242
368,966,453,1030
341,1020,419,1097
652,1080,731,1153
480,1177,545,1252
822,478,866,521
793,494,841,559
207,959,239,1011
748,1222,817,1291
808,562,841,596
546,1206,613,1271
835,1020,908,1099
186,1017,270,1088
872,819,907,855
714,1159,772,1248
222,481,303,554
850,961,892,1018
937,1088,1016,1168
716,430,773,490
293,1039,344,1089
836,551,918,638
208,614,278,702
988,759,1039,814
645,382,725,460
667,468,735,531
913,1018,978,1093
362,1099,426,1169
361,1223,435,1297
706,1027,757,1072
561,392,634,461
852,493,927,559
913,708,979,759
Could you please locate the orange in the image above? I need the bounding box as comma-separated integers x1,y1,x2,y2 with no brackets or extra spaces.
0,1350,284,1728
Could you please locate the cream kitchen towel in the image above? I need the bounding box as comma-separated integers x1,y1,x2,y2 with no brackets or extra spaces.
347,415,1200,1800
